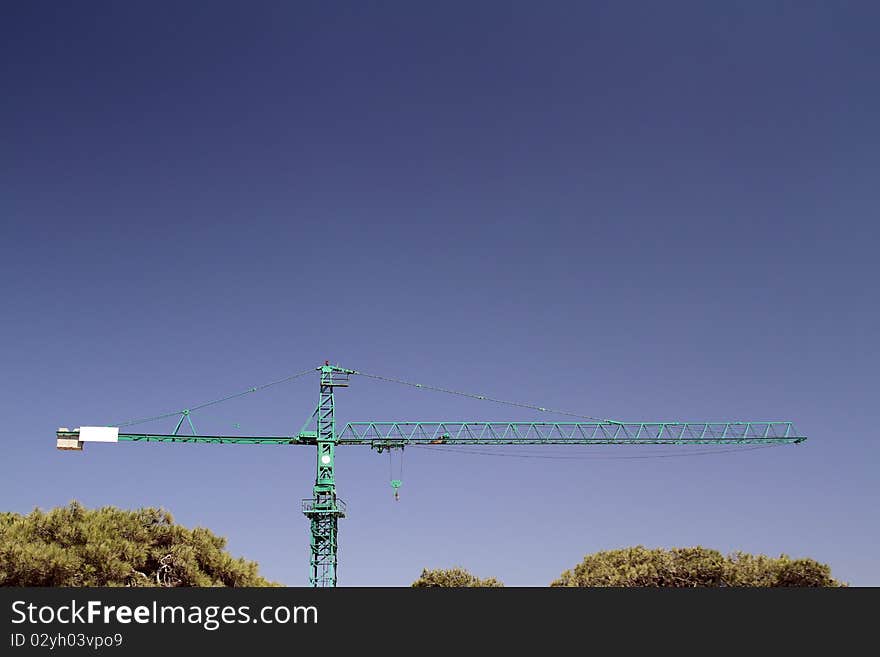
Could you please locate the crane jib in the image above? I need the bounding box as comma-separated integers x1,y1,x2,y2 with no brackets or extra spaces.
57,421,804,449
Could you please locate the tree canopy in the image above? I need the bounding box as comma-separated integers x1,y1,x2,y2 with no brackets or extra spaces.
551,546,843,587
414,547,843,587
411,567,503,587
0,502,275,587
2,504,843,588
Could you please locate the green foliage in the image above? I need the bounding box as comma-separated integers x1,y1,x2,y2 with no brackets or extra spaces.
0,501,276,587
551,546,844,587
411,567,503,587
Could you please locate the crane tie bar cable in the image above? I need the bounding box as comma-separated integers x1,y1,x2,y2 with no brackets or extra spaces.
112,367,316,428
350,369,620,424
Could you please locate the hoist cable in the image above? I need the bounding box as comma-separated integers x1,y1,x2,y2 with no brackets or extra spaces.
388,450,404,479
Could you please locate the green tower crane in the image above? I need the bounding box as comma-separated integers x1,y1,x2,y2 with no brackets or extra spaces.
55,361,806,587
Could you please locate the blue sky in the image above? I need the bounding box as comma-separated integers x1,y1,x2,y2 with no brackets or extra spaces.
2,1,878,586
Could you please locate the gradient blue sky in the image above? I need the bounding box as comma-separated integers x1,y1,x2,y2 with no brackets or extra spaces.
2,2,878,586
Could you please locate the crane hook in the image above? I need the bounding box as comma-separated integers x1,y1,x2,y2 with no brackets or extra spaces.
388,447,404,501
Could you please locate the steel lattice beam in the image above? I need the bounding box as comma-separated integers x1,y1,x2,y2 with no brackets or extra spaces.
56,421,804,450
338,421,804,446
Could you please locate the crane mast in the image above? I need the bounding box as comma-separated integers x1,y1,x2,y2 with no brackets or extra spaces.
302,363,353,587
55,361,807,587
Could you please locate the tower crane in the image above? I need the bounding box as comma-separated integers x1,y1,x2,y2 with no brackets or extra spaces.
55,361,806,587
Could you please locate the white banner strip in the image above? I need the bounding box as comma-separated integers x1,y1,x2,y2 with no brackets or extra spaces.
79,426,119,442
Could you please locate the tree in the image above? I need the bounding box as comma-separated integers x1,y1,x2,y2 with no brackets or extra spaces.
0,501,276,587
551,546,844,587
411,567,503,587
